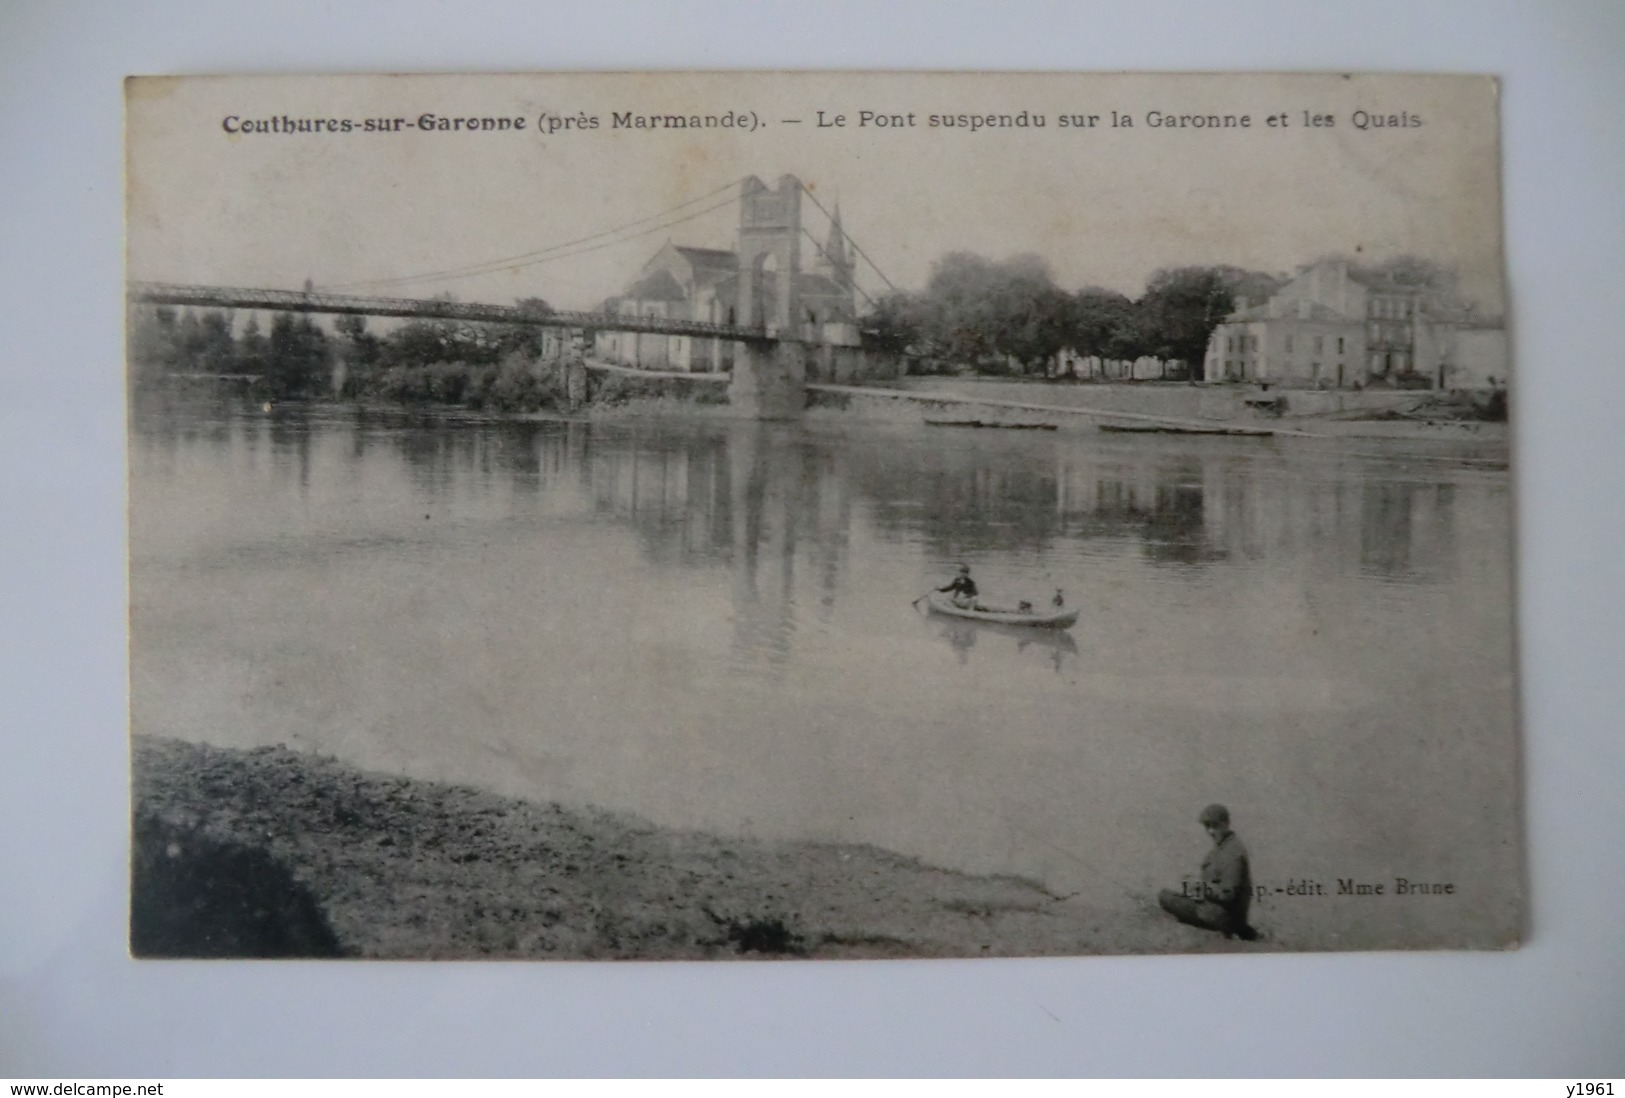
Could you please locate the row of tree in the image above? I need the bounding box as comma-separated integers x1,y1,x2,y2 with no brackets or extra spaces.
861,252,1465,378
128,296,561,408
862,253,1283,377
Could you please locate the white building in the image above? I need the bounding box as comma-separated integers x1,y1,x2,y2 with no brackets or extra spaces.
1204,259,1507,390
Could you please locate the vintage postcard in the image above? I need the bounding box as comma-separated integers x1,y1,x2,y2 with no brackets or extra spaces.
126,72,1518,958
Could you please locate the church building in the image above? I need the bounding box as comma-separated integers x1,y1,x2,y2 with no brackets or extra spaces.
595,202,860,372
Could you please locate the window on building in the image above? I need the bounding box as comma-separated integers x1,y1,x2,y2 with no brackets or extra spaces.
1314,335,1323,353
1337,336,1345,354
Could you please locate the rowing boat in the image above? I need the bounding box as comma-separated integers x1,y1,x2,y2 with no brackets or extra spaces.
923,591,1079,629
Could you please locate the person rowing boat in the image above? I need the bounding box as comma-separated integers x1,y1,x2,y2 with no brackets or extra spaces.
936,563,980,610
915,566,1080,629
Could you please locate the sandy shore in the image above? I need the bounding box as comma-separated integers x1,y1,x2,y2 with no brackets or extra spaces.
131,736,1236,960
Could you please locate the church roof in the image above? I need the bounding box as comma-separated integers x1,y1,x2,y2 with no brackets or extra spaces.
673,246,739,279
797,273,850,298
624,267,688,302
620,241,856,317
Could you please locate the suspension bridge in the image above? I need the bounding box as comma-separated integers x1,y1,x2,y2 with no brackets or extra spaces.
127,173,887,419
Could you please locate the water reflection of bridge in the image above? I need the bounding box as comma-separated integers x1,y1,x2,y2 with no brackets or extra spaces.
566,426,1479,667
224,410,1470,591
137,395,1488,675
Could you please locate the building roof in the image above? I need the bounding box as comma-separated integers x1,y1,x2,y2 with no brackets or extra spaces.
625,267,688,303
1228,300,1351,323
620,242,856,319
1345,272,1425,295
673,246,739,279
797,272,850,298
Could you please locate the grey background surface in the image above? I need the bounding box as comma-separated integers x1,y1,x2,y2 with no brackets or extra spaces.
2,0,1623,1077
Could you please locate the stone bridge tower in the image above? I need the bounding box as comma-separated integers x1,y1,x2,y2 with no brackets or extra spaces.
729,174,807,420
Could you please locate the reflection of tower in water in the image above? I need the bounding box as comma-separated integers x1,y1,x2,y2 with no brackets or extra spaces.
727,424,798,668
576,422,854,666
723,425,857,669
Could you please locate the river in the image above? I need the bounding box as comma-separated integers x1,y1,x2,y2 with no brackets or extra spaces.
129,390,1520,950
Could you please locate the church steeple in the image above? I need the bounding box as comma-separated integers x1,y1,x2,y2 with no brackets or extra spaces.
815,201,857,323
821,202,853,286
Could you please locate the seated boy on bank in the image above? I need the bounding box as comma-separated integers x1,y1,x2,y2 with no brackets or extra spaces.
1157,803,1259,941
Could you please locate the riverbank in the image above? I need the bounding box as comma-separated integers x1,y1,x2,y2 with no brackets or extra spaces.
133,736,1234,960
818,377,1509,443
139,372,1508,446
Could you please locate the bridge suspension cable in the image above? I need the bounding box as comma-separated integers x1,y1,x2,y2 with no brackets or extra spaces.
323,180,741,293
797,180,900,296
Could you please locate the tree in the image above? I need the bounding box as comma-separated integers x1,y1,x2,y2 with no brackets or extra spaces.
264,312,331,397
333,314,381,394
908,251,1078,373
173,310,204,373
1136,266,1284,371
237,315,268,377
1069,287,1145,362
128,305,180,377
492,296,555,358
981,255,1074,372
196,310,237,374
999,283,1075,372
919,251,1005,365
860,290,927,357
379,314,505,372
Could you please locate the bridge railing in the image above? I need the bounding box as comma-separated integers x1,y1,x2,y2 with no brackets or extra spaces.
127,281,772,342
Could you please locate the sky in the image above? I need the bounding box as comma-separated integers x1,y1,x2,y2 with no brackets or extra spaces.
127,72,1509,314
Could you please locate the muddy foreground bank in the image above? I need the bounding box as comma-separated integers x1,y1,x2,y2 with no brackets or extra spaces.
133,736,1224,960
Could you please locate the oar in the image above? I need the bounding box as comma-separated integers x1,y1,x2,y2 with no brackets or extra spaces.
912,591,932,610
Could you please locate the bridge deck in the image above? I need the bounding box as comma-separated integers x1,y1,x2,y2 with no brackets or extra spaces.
128,282,774,343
